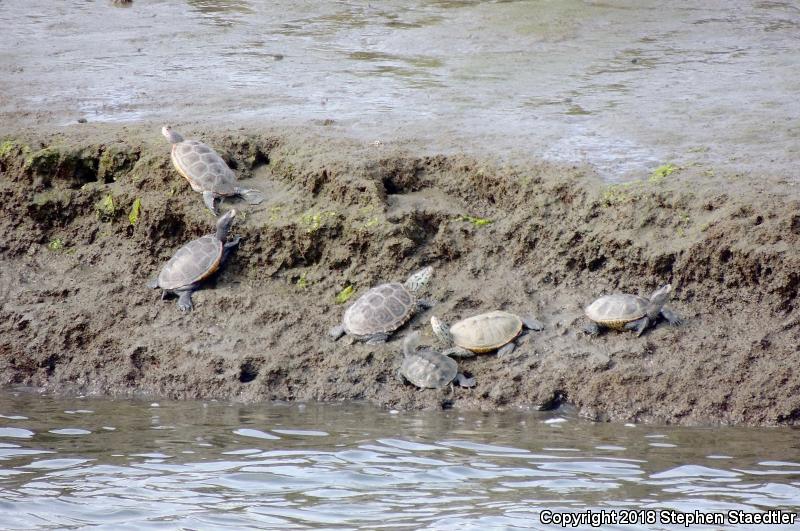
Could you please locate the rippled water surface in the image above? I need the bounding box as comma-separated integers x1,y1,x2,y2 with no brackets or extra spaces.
1,391,799,529
1,0,799,178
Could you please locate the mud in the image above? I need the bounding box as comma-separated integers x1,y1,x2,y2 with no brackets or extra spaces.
0,123,798,426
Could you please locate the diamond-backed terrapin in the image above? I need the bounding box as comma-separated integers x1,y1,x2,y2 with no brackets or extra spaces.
583,284,681,336
329,267,434,344
431,310,543,357
162,125,263,215
399,332,475,389
147,209,240,311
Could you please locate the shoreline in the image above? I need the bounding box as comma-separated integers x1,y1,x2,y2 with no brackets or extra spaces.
0,123,798,426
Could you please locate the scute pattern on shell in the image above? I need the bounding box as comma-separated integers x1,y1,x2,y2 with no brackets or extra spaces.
172,140,237,195
157,235,223,290
401,349,458,389
450,310,523,352
342,283,416,336
585,294,648,324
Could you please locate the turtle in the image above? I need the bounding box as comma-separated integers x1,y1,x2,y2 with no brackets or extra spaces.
583,284,682,336
147,209,241,311
431,310,544,358
329,267,434,344
399,331,475,389
162,125,264,215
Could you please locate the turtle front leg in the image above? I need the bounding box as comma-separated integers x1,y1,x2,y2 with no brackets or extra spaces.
443,346,475,358
583,321,601,336
329,325,346,341
235,187,265,205
624,316,650,336
176,289,195,312
661,308,682,326
365,332,390,345
202,190,220,215
497,342,517,357
455,373,476,388
522,316,544,332
416,299,436,310
222,236,242,262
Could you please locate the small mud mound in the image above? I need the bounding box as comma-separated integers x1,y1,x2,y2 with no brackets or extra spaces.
0,124,798,426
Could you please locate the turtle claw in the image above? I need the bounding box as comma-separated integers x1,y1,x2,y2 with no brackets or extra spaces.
456,373,476,388
177,291,194,312
661,308,682,326
522,316,544,331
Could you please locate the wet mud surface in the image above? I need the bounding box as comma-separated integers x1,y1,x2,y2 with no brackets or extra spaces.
0,124,798,426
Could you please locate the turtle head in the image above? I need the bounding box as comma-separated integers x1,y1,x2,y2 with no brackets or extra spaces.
647,284,672,317
403,266,433,293
430,316,453,346
161,125,184,144
215,209,237,241
403,331,422,358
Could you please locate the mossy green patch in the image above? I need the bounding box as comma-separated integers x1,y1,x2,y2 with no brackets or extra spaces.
459,215,492,227
47,238,65,251
296,272,309,290
649,163,677,183
24,147,61,175
0,140,18,158
335,285,355,304
128,198,142,225
96,194,116,222
300,210,338,233
602,182,638,206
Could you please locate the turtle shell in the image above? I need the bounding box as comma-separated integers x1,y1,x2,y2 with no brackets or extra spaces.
585,294,648,330
157,235,223,290
450,310,523,353
171,140,237,195
342,283,416,337
401,348,458,389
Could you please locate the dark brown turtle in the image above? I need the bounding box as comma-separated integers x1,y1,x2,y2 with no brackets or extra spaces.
399,332,475,389
584,284,681,336
329,267,433,344
162,126,263,215
147,209,240,311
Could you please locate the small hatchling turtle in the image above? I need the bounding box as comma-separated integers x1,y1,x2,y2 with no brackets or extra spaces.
583,284,682,336
399,332,475,389
147,209,240,311
329,267,434,344
162,125,264,215
431,310,543,357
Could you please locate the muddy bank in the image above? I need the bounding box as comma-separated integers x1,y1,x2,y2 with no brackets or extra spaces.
0,123,798,426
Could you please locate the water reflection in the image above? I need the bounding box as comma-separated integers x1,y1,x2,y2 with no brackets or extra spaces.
186,0,253,27
0,391,798,528
2,0,798,179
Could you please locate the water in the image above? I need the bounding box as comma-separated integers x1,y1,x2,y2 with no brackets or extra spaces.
1,1,799,179
1,391,799,529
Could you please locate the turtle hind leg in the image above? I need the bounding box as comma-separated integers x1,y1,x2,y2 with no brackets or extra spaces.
661,308,682,326
236,187,264,205
176,289,195,312
583,321,601,336
202,190,220,215
146,277,159,289
624,316,650,336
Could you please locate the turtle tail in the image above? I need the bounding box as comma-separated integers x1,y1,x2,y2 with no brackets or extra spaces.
146,277,159,289
236,188,265,205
